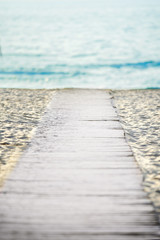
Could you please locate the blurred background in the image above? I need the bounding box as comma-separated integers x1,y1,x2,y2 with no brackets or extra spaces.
0,0,160,89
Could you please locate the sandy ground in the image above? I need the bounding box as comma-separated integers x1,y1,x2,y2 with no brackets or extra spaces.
0,89,159,240
0,88,54,185
0,88,160,218
113,90,160,214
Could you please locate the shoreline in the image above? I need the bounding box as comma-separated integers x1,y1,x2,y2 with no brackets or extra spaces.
0,87,160,90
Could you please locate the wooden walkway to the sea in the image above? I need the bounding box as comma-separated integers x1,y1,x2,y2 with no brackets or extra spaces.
0,89,159,240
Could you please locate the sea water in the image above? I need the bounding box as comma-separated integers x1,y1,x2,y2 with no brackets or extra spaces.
0,0,160,89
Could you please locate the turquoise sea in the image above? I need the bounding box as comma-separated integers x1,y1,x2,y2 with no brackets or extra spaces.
0,0,160,89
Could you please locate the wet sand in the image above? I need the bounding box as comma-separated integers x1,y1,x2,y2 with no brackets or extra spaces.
0,89,54,185
112,90,160,216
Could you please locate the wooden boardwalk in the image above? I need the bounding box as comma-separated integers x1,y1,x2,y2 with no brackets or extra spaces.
0,89,159,240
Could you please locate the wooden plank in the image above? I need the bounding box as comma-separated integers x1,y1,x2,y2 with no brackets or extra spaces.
0,89,159,240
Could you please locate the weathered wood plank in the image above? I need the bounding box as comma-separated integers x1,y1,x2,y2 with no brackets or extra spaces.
0,89,159,240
